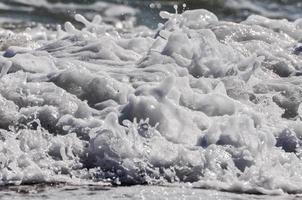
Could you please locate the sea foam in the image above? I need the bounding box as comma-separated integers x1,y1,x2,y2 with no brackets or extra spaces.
0,8,302,195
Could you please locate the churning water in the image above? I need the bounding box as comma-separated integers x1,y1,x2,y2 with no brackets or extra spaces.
1,0,302,199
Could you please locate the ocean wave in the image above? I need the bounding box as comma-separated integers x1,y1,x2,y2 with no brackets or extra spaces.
0,6,302,195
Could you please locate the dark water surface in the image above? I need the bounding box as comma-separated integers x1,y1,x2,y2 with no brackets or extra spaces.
1,0,302,29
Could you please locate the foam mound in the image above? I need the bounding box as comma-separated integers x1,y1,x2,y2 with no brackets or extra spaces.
0,8,302,195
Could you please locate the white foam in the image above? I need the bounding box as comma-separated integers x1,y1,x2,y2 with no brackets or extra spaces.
0,9,302,195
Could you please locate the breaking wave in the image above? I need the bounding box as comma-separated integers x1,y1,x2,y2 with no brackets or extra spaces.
1,5,302,195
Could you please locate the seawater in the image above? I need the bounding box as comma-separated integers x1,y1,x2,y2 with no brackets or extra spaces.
0,0,302,198
1,0,302,28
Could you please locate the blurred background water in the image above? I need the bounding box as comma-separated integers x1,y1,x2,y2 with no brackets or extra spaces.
1,0,302,29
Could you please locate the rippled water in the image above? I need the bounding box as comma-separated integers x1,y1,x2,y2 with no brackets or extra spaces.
1,184,299,200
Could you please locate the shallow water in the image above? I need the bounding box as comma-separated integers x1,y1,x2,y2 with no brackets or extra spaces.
1,0,302,199
0,184,299,200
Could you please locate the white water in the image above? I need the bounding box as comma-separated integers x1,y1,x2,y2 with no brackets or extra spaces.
0,6,302,196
